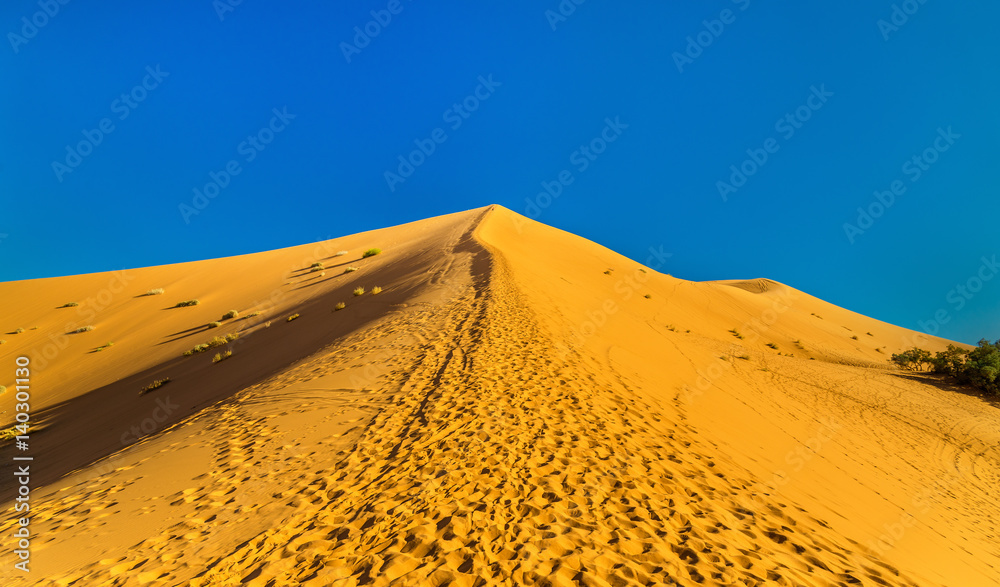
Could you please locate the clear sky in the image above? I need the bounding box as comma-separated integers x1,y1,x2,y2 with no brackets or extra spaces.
1,1,997,344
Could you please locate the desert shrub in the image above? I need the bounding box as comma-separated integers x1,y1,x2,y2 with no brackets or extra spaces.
71,326,95,334
867,332,874,337
851,335,859,340
0,340,6,345
310,263,324,272
208,321,222,328
334,250,348,257
247,311,261,318
603,270,612,275
353,287,365,296
929,344,970,377
729,328,744,340
737,354,750,360
766,342,778,350
959,340,1000,394
213,350,233,363
343,267,358,274
175,300,200,307
139,378,170,395
371,286,382,295
14,328,24,334
222,310,239,320
0,385,5,395
362,248,381,258
59,302,79,308
95,342,114,352
142,288,165,296
287,314,299,322
334,303,346,311
184,333,238,356
644,294,652,299
890,347,932,371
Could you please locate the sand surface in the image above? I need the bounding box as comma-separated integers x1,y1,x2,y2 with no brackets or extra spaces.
0,206,996,586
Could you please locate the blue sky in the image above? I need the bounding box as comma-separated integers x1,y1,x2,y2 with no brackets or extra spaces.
1,0,997,344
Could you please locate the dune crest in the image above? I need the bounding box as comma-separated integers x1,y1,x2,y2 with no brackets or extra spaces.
0,206,996,586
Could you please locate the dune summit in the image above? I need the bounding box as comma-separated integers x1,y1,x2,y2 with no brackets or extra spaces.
0,206,997,586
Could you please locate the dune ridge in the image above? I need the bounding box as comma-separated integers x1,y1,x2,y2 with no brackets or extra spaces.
0,206,996,586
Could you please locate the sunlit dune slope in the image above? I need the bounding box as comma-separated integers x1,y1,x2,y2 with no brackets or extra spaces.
0,205,995,587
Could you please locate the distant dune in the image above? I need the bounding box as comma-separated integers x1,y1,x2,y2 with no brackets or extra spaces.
0,206,996,586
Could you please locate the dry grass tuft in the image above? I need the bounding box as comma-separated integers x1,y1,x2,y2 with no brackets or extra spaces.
139,378,170,395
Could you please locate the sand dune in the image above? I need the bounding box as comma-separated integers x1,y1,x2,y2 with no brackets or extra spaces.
0,206,996,585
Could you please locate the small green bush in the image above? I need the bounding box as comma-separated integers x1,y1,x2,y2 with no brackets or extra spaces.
142,288,165,296
14,328,24,334
0,385,5,395
213,350,233,363
71,326,95,334
208,321,222,328
343,267,358,274
287,314,299,322
371,286,382,295
310,263,324,272
353,287,365,296
362,248,381,258
139,378,170,395
95,342,114,352
222,310,239,320
175,300,200,307
183,333,238,356
59,302,79,308
334,303,346,311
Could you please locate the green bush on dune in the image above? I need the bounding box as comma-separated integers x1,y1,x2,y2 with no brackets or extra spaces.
892,340,1000,395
